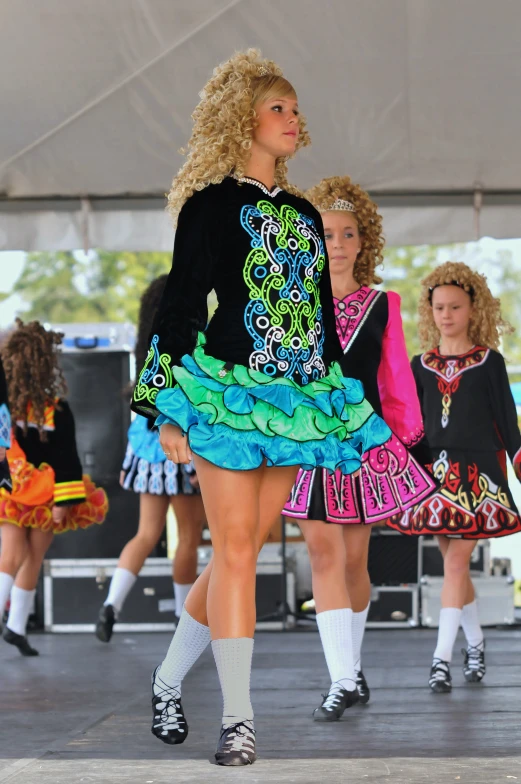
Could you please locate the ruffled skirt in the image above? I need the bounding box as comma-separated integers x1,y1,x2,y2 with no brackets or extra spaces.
154,334,391,473
0,442,108,534
283,433,436,524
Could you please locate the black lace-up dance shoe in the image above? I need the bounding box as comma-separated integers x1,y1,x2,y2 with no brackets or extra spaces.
151,665,188,745
356,670,370,704
3,626,39,656
95,604,116,643
462,642,486,683
313,682,359,721
429,658,452,693
215,721,256,766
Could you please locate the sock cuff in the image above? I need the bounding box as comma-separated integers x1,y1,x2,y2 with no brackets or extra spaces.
11,586,36,598
182,607,210,634
316,607,353,621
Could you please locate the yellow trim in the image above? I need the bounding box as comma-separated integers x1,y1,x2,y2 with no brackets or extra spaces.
54,481,85,503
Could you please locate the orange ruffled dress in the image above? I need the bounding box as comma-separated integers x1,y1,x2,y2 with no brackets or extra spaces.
0,399,108,534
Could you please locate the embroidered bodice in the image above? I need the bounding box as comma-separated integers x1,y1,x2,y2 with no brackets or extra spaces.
133,177,343,418
413,347,521,464
332,286,423,447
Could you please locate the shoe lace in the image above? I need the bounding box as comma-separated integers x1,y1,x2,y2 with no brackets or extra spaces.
153,675,184,733
222,721,255,754
463,643,485,672
356,670,368,691
321,683,346,710
430,658,451,683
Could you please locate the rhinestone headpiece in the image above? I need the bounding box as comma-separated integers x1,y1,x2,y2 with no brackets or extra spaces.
326,198,357,213
257,65,272,77
428,281,475,303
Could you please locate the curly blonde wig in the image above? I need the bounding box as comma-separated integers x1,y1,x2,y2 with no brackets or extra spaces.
306,175,384,286
418,261,513,350
166,49,310,224
2,319,67,440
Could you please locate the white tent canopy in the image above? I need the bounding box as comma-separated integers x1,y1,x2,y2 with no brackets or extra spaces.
1,0,521,251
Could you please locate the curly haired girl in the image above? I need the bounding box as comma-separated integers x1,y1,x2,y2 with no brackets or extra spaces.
132,49,393,765
283,176,435,719
387,262,521,692
95,277,205,642
0,320,108,656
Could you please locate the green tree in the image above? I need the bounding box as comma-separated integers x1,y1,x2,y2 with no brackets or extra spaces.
12,251,172,324
381,245,441,356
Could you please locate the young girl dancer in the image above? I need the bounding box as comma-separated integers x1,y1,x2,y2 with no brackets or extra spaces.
96,277,205,641
282,176,435,719
387,262,521,692
132,50,393,766
0,320,108,655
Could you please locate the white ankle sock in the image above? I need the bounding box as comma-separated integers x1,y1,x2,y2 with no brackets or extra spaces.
0,572,14,619
7,586,35,636
461,600,484,648
212,637,254,725
433,607,462,662
105,567,137,614
316,608,356,690
156,608,211,695
173,581,193,617
352,603,370,671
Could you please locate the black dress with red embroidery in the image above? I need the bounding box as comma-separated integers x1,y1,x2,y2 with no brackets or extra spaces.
387,346,521,539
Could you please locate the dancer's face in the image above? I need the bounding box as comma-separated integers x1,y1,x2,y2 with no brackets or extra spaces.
431,285,473,341
252,96,300,160
322,211,362,277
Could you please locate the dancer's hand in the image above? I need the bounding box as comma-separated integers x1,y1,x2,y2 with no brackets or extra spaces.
0,447,6,462
119,470,125,488
160,423,192,464
52,505,66,524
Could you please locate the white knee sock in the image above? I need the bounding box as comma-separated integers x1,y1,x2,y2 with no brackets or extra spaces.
7,586,35,636
173,581,193,618
433,607,462,662
0,572,14,619
104,567,137,614
156,607,211,695
352,603,370,671
461,600,484,648
316,608,356,689
212,637,254,725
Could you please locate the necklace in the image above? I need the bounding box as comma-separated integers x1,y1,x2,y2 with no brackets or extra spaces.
237,176,282,197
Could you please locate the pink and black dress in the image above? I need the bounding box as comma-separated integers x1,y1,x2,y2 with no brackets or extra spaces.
283,286,435,525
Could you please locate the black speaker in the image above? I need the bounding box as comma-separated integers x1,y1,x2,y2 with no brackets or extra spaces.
46,349,139,558
367,529,419,585
60,351,131,485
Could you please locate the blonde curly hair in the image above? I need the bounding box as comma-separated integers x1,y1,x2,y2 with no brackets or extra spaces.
418,261,513,350
306,176,384,285
166,49,310,224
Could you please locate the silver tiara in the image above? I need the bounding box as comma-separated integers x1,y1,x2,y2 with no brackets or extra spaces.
326,198,356,213
257,65,272,76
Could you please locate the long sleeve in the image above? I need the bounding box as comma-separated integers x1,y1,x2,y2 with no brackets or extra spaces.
487,351,521,481
377,292,424,447
46,401,86,506
132,188,218,418
0,355,11,448
317,222,342,368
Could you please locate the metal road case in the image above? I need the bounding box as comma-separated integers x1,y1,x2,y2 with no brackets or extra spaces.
420,575,515,627
44,547,296,633
366,585,419,629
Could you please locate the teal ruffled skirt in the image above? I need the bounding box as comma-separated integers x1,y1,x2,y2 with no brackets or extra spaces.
142,334,391,473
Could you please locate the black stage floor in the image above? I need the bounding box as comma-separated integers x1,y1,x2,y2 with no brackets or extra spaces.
1,627,521,783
